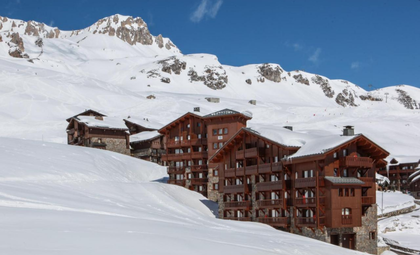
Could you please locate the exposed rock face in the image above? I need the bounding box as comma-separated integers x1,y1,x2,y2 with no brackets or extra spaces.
335,89,357,107
311,75,334,98
360,94,382,102
396,89,418,109
158,56,186,75
293,74,309,85
146,95,156,99
10,32,24,52
35,38,43,47
155,34,164,48
161,77,170,83
188,66,228,90
0,34,2,42
258,63,283,83
245,79,252,85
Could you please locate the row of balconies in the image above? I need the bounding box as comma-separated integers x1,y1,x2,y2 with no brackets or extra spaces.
167,164,208,174
339,156,373,168
166,151,208,161
224,162,282,177
235,147,266,159
166,138,207,148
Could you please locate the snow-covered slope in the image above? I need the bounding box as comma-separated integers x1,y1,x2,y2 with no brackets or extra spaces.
0,137,367,255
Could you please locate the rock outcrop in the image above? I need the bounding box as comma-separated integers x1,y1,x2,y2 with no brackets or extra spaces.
293,74,309,85
158,56,186,75
258,63,283,83
396,89,418,109
311,75,334,98
188,65,228,90
335,89,357,107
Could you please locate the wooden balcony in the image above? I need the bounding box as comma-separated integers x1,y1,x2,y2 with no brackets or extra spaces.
259,162,283,173
245,165,258,175
225,168,236,177
257,199,283,208
191,151,208,159
166,153,183,161
359,177,374,186
295,197,316,207
190,178,208,185
295,177,316,188
224,217,251,221
191,165,208,172
224,184,244,194
236,147,265,159
167,167,185,175
256,217,288,227
340,156,373,168
341,215,352,225
168,179,186,186
296,217,316,228
255,181,283,192
361,196,374,205
224,201,251,209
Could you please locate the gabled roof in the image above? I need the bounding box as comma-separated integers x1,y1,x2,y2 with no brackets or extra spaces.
74,116,128,130
124,117,162,131
158,112,204,133
130,131,162,144
66,109,107,122
204,108,252,120
324,177,365,185
387,156,420,166
209,127,301,163
286,134,389,161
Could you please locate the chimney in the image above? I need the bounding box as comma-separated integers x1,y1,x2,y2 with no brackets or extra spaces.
194,107,200,112
343,126,354,136
283,126,293,131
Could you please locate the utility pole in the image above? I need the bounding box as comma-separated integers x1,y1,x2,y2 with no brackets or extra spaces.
385,92,389,103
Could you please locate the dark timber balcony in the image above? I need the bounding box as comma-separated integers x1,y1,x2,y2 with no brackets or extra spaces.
255,181,283,192
257,199,283,208
167,166,185,175
224,184,245,194
295,177,316,188
191,165,208,172
340,156,373,168
224,217,251,221
341,215,352,225
361,196,374,205
190,178,208,185
295,197,316,207
359,177,374,186
296,217,316,228
236,147,265,159
256,217,288,227
224,201,251,209
191,151,208,159
168,179,185,186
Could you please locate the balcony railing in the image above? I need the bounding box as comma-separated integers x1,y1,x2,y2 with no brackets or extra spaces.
191,165,208,172
340,156,373,168
256,217,288,227
295,197,316,207
224,217,251,221
255,181,283,192
296,217,316,227
168,179,186,186
361,196,374,204
167,167,185,174
225,168,236,177
245,165,258,175
191,151,208,159
341,215,352,225
190,178,208,185
224,184,245,194
224,201,251,209
257,199,283,208
236,147,265,159
295,177,316,188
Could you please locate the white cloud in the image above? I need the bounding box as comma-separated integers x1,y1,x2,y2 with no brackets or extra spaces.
309,48,321,64
351,61,360,69
190,0,223,23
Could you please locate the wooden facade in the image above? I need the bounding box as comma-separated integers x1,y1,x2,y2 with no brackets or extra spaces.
130,133,166,164
377,158,420,191
66,115,130,155
210,128,389,254
408,168,420,198
159,109,251,197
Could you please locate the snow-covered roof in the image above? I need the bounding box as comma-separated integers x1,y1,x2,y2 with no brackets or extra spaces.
387,155,420,165
76,116,128,130
288,135,359,159
376,172,390,185
130,131,161,143
324,176,365,185
124,117,162,130
204,108,240,117
244,127,305,148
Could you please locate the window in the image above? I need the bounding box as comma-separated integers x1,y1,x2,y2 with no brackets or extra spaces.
345,188,349,196
350,188,355,196
343,149,348,157
198,134,201,139
214,183,219,190
343,169,348,177
214,170,218,176
219,142,223,148
369,232,376,240
187,135,191,140
197,123,201,127
198,173,203,178
339,188,343,197
213,143,218,149
187,124,190,128
333,152,338,159
334,168,338,177
224,128,228,134
218,128,222,135
174,136,179,142
342,208,351,216
213,129,217,135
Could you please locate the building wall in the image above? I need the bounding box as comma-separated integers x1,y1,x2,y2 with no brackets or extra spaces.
91,137,130,155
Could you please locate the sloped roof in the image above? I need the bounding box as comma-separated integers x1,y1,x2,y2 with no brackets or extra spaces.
66,109,107,122
130,131,162,143
76,116,128,130
324,176,365,185
124,117,162,130
386,156,420,166
204,109,240,117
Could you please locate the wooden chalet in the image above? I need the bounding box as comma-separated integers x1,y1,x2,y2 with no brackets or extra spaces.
158,109,251,197
210,126,389,254
377,156,420,191
408,166,420,198
66,115,130,155
65,109,106,122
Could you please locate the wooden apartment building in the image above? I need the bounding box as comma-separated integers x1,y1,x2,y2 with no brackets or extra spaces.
377,157,420,191
209,126,389,254
158,109,252,197
408,166,420,198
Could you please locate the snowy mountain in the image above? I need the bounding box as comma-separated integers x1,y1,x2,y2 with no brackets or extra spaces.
0,14,419,154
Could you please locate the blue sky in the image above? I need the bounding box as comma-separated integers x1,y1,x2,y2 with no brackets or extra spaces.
2,0,420,90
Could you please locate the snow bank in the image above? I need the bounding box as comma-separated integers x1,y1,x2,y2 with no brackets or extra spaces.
0,137,367,255
376,191,415,216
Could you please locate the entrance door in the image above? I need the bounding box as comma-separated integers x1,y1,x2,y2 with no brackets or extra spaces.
342,234,355,250
330,234,339,246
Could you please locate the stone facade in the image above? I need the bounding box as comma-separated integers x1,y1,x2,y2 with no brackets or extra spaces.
90,137,130,156
207,167,219,202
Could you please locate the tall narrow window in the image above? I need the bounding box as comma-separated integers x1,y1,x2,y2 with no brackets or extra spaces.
343,149,348,157
224,128,228,134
